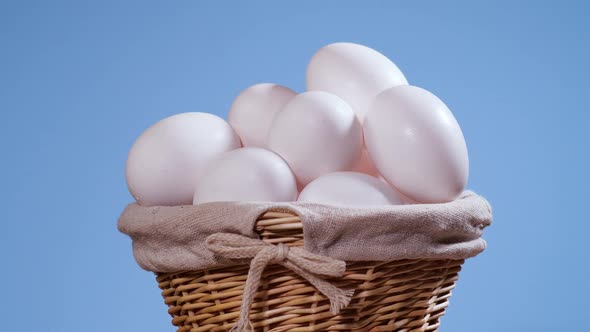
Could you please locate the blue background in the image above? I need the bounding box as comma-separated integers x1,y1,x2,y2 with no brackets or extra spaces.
1,1,588,331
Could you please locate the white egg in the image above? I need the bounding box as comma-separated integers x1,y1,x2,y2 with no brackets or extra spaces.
364,85,469,203
228,83,296,147
306,42,408,122
126,112,240,206
193,147,298,204
297,172,403,206
351,147,380,177
267,91,362,187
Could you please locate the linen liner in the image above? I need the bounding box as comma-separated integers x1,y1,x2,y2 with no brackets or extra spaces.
118,191,492,273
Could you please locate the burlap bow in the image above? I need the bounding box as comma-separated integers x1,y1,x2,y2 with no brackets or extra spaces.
206,233,355,332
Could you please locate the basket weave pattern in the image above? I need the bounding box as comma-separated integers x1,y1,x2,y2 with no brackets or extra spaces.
156,211,464,332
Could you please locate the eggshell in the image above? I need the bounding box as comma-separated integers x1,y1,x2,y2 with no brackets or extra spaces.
364,85,469,203
306,42,408,122
126,112,240,206
228,83,296,147
193,147,298,204
351,147,380,177
297,172,403,206
267,91,362,187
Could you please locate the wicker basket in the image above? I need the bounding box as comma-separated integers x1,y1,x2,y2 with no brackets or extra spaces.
156,211,464,332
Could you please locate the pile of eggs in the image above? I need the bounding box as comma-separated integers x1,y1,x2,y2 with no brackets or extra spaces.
126,42,468,207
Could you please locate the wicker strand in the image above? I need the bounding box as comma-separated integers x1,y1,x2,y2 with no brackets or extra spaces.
206,233,354,331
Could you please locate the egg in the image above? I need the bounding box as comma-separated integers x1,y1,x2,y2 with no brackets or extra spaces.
351,147,380,177
228,83,296,147
267,91,362,187
126,112,240,206
364,85,469,203
193,147,298,204
297,172,403,206
306,42,408,122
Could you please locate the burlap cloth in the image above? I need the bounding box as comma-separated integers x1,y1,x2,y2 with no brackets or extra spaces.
118,191,492,273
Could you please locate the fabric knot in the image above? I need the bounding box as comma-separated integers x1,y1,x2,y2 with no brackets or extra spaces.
206,233,354,332
271,243,289,263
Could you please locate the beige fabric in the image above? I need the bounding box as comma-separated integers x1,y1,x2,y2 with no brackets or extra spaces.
118,191,492,273
207,233,354,332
